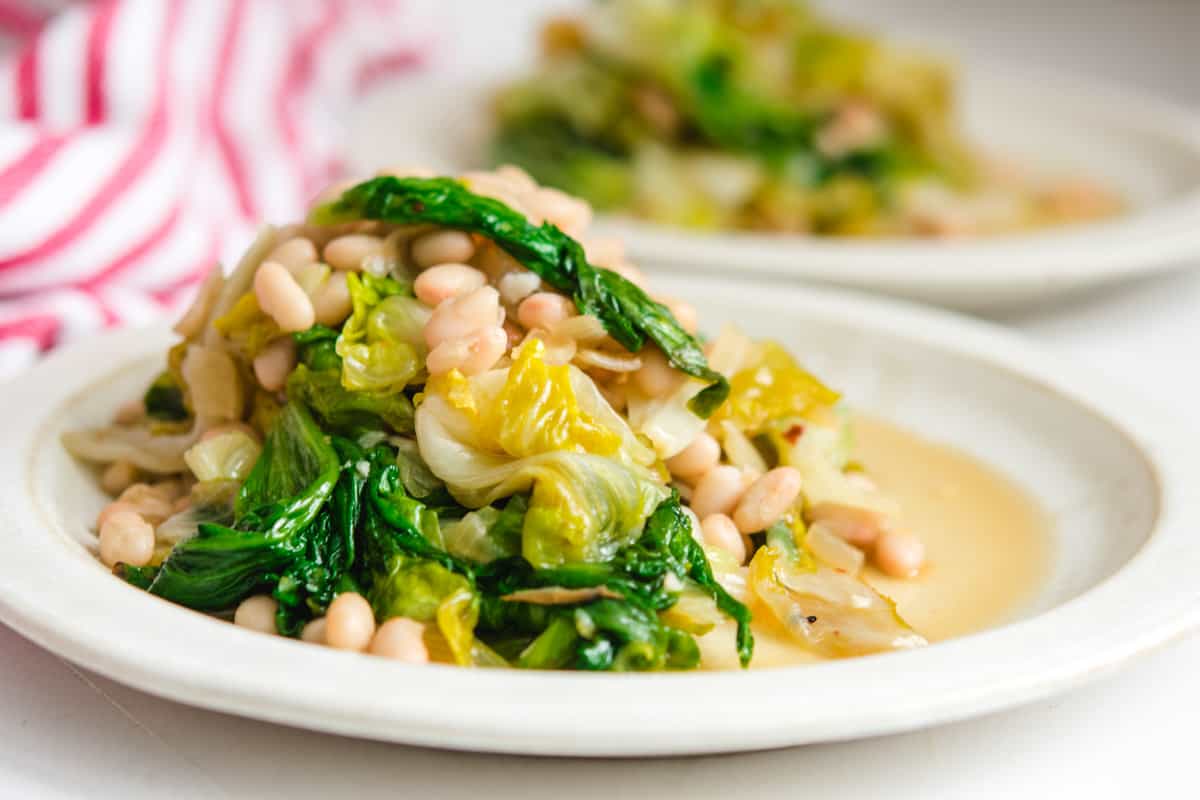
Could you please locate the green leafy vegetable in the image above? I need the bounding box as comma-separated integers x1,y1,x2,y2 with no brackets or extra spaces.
287,364,414,436
311,177,729,417
366,552,481,665
685,50,820,156
144,402,341,612
475,493,752,668
441,495,526,564
143,371,188,421
236,402,341,520
336,273,421,394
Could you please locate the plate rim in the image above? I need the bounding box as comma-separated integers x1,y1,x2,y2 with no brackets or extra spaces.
1,279,1198,756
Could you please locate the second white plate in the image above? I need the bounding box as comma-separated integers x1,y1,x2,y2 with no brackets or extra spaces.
350,63,1200,310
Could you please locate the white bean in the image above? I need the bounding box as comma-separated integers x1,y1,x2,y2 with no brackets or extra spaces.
874,531,925,578
97,500,137,532
426,326,508,376
582,236,625,269
425,338,471,376
116,483,174,525
531,187,592,234
733,467,803,534
808,502,886,549
325,592,376,651
459,326,509,375
98,509,155,567
369,617,429,663
462,173,532,217
632,347,682,398
254,261,315,333
423,286,502,349
498,270,542,306
690,465,747,519
413,263,487,307
517,292,574,331
665,433,720,480
412,230,475,269
253,336,297,392
375,164,435,179
700,514,746,564
312,273,353,328
234,595,279,634
324,234,384,272
300,617,327,644
100,460,139,496
495,164,538,193
287,261,329,295
267,237,318,272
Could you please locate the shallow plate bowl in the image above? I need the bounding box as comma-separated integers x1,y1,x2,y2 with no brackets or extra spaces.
0,277,1197,756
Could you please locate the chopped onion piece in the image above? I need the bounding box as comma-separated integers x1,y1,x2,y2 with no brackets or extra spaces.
806,522,865,574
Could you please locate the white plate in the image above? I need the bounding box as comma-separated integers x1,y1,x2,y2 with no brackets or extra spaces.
350,64,1200,310
1,277,1198,757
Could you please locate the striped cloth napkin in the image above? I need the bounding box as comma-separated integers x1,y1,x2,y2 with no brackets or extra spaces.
0,0,434,378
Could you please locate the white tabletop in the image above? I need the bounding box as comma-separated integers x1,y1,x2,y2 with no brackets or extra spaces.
5,2,1199,797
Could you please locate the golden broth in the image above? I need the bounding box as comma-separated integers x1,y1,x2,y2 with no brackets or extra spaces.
699,416,1053,669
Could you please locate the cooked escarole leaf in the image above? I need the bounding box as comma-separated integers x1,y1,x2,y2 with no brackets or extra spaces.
288,364,414,435
367,554,479,666
141,402,341,611
310,176,729,417
236,402,341,518
634,496,753,666
474,494,750,669
519,452,667,568
116,399,754,667
416,342,667,567
441,495,526,564
288,325,415,435
748,522,924,658
336,273,423,394
346,451,752,669
710,338,840,433
417,339,658,494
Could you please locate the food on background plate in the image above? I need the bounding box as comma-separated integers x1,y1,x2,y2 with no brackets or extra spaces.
491,0,1120,236
65,164,1039,672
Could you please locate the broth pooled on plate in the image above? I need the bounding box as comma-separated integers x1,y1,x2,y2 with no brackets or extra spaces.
64,166,1047,670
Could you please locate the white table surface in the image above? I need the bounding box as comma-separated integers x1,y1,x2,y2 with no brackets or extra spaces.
5,2,1199,797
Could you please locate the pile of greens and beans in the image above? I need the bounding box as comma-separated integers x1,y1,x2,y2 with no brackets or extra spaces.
66,168,927,671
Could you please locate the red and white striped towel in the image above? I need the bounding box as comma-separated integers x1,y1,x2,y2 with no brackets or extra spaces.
0,0,435,378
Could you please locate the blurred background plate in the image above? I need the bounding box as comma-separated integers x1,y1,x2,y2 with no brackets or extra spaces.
350,64,1200,311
